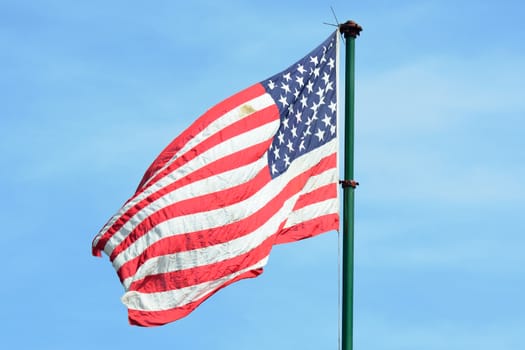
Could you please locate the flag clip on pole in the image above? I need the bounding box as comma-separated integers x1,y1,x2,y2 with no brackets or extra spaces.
339,20,362,350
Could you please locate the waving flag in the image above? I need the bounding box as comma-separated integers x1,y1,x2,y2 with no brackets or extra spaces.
92,31,340,327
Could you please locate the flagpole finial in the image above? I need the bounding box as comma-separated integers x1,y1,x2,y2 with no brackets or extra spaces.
339,20,362,38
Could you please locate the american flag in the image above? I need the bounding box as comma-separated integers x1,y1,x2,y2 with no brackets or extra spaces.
92,31,340,326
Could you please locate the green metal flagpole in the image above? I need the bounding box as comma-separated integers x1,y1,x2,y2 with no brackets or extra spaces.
339,20,362,350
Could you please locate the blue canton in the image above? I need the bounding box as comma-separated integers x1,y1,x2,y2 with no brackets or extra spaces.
262,32,337,178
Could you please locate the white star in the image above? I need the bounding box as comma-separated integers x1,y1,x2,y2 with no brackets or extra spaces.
327,57,335,70
299,140,305,151
306,81,314,93
312,66,320,78
310,55,319,66
295,110,303,123
300,95,308,108
316,86,324,99
318,95,325,106
322,114,332,127
320,53,327,64
303,125,312,138
282,117,289,129
291,126,298,138
330,124,336,135
315,128,325,141
310,101,319,114
286,140,294,153
322,72,330,85
284,154,291,167
296,75,304,87
328,101,337,113
277,131,285,144
306,113,318,126
305,116,312,126
279,95,288,107
268,80,275,90
297,64,306,74
283,72,291,81
281,82,290,94
293,88,300,99
271,163,278,174
325,81,334,92
288,104,294,114
273,146,280,159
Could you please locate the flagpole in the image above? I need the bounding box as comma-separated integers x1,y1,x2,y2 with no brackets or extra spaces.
339,20,362,350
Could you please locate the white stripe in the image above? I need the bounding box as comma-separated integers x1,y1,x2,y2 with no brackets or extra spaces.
283,197,339,229
112,139,337,275
298,166,338,195
104,120,280,255
93,93,275,247
121,256,269,311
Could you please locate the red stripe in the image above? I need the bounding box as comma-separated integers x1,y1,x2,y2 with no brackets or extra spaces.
292,182,337,211
276,213,339,245
127,268,263,327
116,153,337,282
137,83,267,190
128,234,277,293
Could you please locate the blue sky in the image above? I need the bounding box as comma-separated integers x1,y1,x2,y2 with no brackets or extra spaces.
1,0,524,349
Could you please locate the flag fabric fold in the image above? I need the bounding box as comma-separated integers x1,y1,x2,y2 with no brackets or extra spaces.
92,31,340,327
